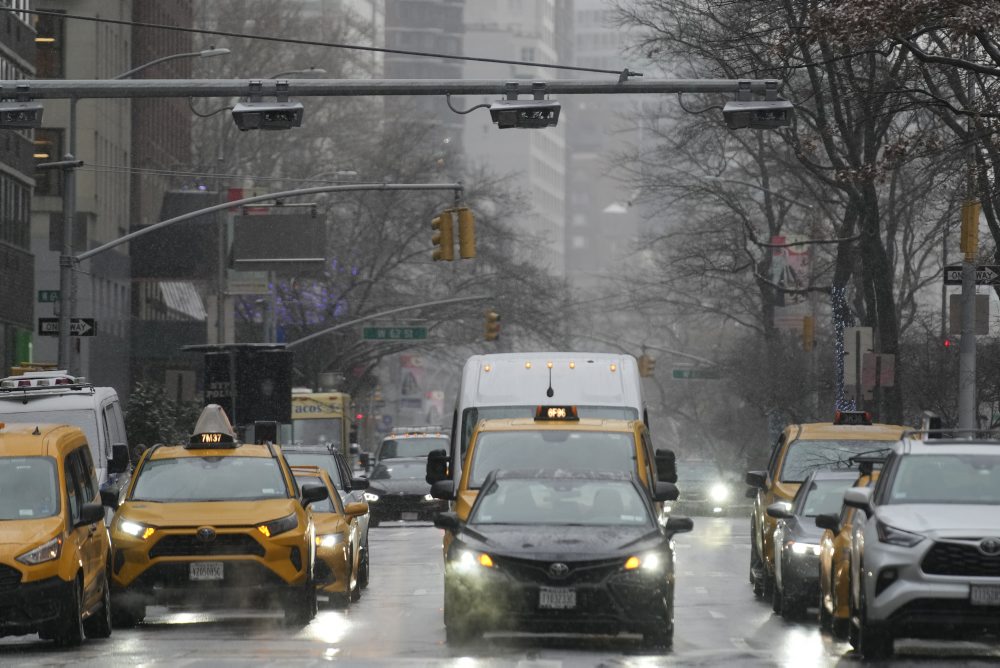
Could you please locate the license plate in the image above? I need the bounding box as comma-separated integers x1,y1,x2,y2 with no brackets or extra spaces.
538,587,576,610
970,584,1000,606
401,512,419,521
189,562,224,581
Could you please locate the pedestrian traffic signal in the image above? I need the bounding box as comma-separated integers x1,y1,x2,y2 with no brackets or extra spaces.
431,211,454,261
457,207,476,259
484,311,501,341
802,315,815,352
638,354,655,377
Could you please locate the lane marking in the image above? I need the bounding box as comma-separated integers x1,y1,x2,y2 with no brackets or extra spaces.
695,586,709,595
413,588,427,596
730,636,751,651
708,610,726,619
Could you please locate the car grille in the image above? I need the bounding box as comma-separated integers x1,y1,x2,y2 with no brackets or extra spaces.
375,494,425,509
149,533,266,559
922,542,1000,577
493,556,622,586
0,564,21,592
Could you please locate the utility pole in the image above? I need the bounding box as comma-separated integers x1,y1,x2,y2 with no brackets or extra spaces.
958,36,979,434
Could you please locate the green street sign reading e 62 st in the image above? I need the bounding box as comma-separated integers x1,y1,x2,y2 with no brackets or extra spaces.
362,326,427,341
672,368,721,380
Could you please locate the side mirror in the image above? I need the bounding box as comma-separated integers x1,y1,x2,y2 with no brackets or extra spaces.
744,487,757,499
350,477,369,491
301,483,329,507
766,501,793,519
99,488,119,510
430,480,456,501
78,503,104,526
426,449,450,485
349,443,360,455
745,470,767,489
109,443,130,474
654,448,677,483
359,452,371,471
815,513,840,533
344,501,369,516
653,482,679,502
433,511,461,532
843,487,873,517
665,515,693,535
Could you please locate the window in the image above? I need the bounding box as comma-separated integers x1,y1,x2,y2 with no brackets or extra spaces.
64,450,82,523
33,128,64,196
75,446,99,501
34,10,66,79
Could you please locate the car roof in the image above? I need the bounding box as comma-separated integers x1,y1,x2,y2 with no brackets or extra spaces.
148,442,275,460
383,432,449,440
373,456,427,466
280,444,337,455
792,423,908,440
899,437,1000,456
804,469,865,482
0,423,88,457
475,417,639,432
490,469,636,482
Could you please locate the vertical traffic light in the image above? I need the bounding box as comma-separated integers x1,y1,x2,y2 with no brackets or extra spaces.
484,311,501,341
431,211,455,261
802,315,815,352
457,207,476,259
638,354,655,377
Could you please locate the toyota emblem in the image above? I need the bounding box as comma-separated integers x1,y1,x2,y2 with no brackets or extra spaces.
196,527,217,543
548,562,570,578
978,537,1000,556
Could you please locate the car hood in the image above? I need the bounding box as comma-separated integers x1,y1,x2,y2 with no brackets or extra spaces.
117,498,300,528
456,524,664,561
878,504,1000,538
785,517,824,545
369,479,430,496
312,512,348,536
0,517,65,558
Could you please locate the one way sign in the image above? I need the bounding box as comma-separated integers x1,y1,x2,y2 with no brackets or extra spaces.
943,265,1000,286
37,318,97,337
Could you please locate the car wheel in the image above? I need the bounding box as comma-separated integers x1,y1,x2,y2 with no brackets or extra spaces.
819,585,832,631
642,622,673,651
370,516,380,528
359,539,370,589
750,521,765,597
771,574,783,614
54,577,85,647
284,585,316,627
110,594,145,629
781,586,806,621
349,548,362,602
856,579,893,659
83,571,113,639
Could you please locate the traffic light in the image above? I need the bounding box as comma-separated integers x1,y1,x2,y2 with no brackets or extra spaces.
431,211,454,261
802,315,815,352
457,207,476,259
961,199,981,260
638,354,655,377
484,310,501,341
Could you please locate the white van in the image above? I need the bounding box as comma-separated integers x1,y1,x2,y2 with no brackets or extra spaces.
0,370,130,487
439,352,649,485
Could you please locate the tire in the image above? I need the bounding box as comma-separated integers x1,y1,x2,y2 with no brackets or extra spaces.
358,539,370,589
642,623,674,650
819,588,832,631
54,578,85,647
832,616,850,641
771,575,783,614
856,580,893,659
445,620,479,645
110,596,144,629
83,572,113,639
284,585,317,627
750,521,765,598
780,587,806,621
370,517,380,528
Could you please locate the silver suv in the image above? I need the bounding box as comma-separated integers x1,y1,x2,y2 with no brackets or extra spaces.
846,434,1000,659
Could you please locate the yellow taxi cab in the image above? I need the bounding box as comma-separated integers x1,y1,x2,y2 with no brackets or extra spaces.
108,405,328,627
290,465,368,607
745,411,906,600
0,421,127,645
428,405,678,549
816,459,883,638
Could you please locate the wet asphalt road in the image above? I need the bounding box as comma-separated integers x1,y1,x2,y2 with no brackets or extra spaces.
2,515,999,666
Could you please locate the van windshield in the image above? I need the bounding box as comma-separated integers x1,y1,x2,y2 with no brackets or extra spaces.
461,405,638,457
467,430,637,488
0,457,59,520
0,409,100,455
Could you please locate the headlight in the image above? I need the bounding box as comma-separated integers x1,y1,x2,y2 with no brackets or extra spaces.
790,542,822,556
119,519,156,540
876,520,923,547
424,493,435,502
364,492,380,502
451,549,494,573
709,483,730,503
316,533,346,548
624,552,663,572
16,536,62,565
257,513,299,538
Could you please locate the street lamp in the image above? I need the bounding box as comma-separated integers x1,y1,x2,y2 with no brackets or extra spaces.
269,67,327,79
114,47,230,80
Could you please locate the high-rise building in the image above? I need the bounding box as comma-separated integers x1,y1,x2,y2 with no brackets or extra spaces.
0,3,35,371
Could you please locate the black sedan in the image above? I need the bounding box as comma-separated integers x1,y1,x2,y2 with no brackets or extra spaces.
366,457,447,526
434,470,692,647
767,469,859,620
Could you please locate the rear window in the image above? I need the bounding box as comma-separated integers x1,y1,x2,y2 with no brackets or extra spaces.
377,436,449,460
283,452,344,489
780,440,894,483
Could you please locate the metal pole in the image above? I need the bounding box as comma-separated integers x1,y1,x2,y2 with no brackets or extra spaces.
57,97,78,371
958,35,978,433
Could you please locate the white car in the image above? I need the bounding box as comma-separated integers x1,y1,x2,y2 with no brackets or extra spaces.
846,435,1000,659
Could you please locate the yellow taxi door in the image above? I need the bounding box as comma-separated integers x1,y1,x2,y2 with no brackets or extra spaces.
65,447,104,607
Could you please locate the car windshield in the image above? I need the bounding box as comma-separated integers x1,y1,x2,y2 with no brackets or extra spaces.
470,478,652,526
461,405,639,456
798,478,856,516
372,461,425,480
293,476,339,513
680,460,721,481
131,456,289,502
780,440,893,483
468,430,637,488
378,436,449,460
887,454,1000,505
0,456,59,520
0,409,100,454
283,452,344,489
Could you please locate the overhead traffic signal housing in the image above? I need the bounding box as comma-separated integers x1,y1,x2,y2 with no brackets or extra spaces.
638,354,655,377
431,210,455,261
484,311,501,341
722,79,792,130
802,315,815,352
457,207,476,259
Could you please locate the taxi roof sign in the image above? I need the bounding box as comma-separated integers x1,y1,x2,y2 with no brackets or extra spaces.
834,410,872,426
534,405,579,421
188,403,238,448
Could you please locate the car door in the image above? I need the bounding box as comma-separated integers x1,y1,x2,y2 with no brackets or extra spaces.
64,447,102,607
337,454,364,534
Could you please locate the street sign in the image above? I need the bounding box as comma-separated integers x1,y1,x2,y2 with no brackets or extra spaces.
37,318,96,337
943,265,1000,285
362,327,428,341
671,368,721,380
37,290,60,303
843,326,873,388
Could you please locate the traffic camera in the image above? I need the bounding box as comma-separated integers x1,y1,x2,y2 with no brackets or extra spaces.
431,211,455,261
231,101,304,131
638,354,655,377
723,79,792,130
0,101,44,129
457,207,476,259
484,311,501,341
490,99,560,129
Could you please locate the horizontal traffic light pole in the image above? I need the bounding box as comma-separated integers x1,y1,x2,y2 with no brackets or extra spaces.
0,77,783,99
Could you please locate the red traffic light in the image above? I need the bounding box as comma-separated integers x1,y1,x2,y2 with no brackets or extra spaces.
355,413,364,420
943,338,953,348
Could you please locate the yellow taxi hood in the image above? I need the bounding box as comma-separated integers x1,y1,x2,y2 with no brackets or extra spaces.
311,512,347,536
118,498,300,527
0,517,64,553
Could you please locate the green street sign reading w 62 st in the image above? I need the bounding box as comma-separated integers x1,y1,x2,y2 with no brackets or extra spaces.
672,368,721,380
362,326,428,341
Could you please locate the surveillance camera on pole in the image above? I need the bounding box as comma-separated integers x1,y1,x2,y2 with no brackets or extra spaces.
722,79,793,130
0,83,43,129
490,81,560,129
231,79,304,131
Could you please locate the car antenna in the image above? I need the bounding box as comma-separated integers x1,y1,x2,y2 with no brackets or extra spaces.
546,365,555,398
